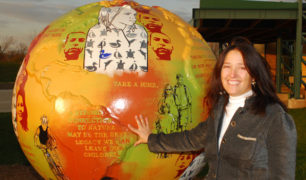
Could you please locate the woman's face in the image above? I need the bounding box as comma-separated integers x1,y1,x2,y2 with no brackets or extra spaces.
41,118,48,130
165,84,172,95
221,49,253,97
16,95,24,121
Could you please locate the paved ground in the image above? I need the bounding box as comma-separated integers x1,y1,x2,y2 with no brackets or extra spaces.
0,82,13,113
0,164,43,180
0,89,12,113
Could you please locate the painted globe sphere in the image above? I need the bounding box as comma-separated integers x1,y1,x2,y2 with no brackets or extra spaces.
12,0,216,179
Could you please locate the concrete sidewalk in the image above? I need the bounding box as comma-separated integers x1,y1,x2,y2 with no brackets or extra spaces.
0,164,43,180
0,89,12,112
0,82,14,112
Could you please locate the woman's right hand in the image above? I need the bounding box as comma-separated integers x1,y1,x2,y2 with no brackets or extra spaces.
128,115,152,146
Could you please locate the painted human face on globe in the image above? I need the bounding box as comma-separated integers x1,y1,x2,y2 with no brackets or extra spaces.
140,13,162,32
176,74,184,85
165,84,173,95
113,7,137,27
16,94,25,121
64,32,85,60
150,32,173,60
41,116,48,130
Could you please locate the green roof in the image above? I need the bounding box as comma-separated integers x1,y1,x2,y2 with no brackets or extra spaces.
200,0,298,10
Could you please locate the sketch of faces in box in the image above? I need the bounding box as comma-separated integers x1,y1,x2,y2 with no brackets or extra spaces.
64,32,86,60
138,13,163,33
84,5,148,75
149,32,173,60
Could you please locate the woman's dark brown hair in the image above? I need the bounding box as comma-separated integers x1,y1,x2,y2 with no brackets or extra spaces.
206,37,286,116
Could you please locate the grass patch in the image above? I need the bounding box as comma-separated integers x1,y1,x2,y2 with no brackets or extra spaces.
289,108,306,180
0,61,21,82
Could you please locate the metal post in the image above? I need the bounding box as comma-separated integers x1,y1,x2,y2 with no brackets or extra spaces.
276,37,282,93
294,0,302,98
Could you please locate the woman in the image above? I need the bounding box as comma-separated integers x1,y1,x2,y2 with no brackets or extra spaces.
16,88,28,131
128,37,297,179
156,83,178,133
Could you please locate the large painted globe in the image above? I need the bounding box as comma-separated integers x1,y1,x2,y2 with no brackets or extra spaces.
11,0,216,179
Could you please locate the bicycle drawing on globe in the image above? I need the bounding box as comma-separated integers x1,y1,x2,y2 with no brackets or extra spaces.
34,115,68,180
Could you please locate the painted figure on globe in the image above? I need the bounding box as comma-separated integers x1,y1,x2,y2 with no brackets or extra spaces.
34,115,67,180
149,32,173,60
64,32,86,60
179,152,206,180
156,83,178,134
14,62,29,133
174,74,192,131
155,83,179,159
155,74,192,136
13,26,49,135
174,153,196,178
138,13,163,33
154,75,192,160
16,88,28,131
84,5,148,74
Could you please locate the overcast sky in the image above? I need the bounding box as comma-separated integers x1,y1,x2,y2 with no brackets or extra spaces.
0,0,200,46
0,0,302,47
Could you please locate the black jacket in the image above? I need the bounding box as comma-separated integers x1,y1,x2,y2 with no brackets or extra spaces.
148,96,297,179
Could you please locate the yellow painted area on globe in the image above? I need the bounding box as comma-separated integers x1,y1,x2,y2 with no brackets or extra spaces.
11,0,216,179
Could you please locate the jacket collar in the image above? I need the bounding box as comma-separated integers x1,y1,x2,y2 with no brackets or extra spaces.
213,96,226,135
213,94,256,134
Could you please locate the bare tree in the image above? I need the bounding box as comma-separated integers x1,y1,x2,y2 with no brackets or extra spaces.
16,42,28,55
0,36,28,62
0,36,15,54
28,30,39,43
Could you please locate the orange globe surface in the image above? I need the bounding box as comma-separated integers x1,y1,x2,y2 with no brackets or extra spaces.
11,0,216,179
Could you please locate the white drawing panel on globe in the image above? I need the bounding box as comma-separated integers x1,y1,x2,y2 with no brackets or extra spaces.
84,5,148,76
